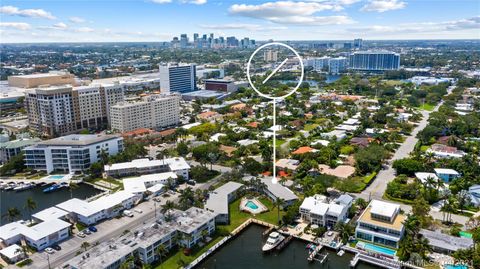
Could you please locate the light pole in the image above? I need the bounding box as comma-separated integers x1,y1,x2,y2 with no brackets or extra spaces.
46,253,51,269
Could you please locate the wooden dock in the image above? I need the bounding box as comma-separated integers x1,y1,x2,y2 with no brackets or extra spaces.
307,244,323,262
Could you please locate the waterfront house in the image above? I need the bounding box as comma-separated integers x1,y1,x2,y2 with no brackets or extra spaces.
299,195,350,228
205,182,244,224
419,229,474,254
355,200,405,248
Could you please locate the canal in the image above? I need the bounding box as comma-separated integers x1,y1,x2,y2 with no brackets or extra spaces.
0,183,102,225
196,225,379,269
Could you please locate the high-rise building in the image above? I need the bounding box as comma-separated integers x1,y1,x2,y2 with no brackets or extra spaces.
180,34,188,48
24,134,123,173
110,93,180,133
343,42,352,49
159,64,196,93
263,50,278,62
25,84,124,137
328,57,348,74
349,51,400,71
354,38,363,49
226,36,238,47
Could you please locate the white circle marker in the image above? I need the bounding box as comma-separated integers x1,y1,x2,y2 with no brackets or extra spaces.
246,42,304,184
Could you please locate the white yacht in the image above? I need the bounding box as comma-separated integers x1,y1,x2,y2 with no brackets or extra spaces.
262,231,285,252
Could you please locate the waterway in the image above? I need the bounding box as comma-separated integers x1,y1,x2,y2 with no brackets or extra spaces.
0,183,102,225
196,225,378,269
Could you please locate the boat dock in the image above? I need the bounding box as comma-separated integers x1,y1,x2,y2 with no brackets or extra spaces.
350,253,401,269
307,244,323,262
275,235,293,251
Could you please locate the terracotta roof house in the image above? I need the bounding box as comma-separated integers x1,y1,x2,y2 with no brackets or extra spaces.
122,128,153,137
246,122,259,128
220,145,237,157
197,111,222,121
292,146,317,155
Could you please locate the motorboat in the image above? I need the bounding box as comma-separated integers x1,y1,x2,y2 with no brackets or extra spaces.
15,182,34,191
262,231,285,252
43,183,61,193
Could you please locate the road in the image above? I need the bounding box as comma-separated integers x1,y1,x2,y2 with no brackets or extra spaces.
20,162,232,269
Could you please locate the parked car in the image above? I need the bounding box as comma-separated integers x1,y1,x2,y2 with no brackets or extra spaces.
88,226,97,232
83,229,91,235
186,180,196,186
45,247,55,254
123,210,134,217
52,244,61,251
77,232,86,238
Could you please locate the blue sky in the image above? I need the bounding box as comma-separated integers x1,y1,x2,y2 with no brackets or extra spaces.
1,0,479,42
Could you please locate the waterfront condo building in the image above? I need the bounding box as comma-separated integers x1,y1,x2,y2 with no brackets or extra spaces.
349,51,400,71
24,134,123,173
25,84,124,137
299,194,350,228
104,157,190,179
205,181,244,224
355,200,405,248
159,63,196,93
109,93,180,133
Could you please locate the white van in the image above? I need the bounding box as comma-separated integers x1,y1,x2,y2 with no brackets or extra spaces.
123,210,134,217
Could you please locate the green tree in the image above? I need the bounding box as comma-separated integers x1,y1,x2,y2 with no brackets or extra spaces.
3,207,21,222
243,158,263,175
273,198,285,225
354,144,387,174
24,197,37,222
81,241,90,252
334,221,354,244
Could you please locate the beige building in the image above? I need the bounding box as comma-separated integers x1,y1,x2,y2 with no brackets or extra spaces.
263,50,278,62
25,84,124,137
8,72,75,88
110,93,180,133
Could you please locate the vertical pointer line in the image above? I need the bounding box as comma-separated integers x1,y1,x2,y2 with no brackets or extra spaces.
262,58,289,84
272,99,277,184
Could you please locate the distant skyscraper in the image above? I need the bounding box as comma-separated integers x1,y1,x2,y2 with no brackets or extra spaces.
343,42,352,49
180,34,188,48
354,38,363,49
226,36,238,47
349,51,400,71
159,64,196,93
193,33,199,41
263,50,278,62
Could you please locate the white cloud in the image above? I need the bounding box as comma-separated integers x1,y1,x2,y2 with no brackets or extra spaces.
360,0,406,12
69,17,86,23
151,0,172,3
53,22,68,29
199,23,287,31
229,1,354,25
75,27,94,33
0,5,56,19
0,22,31,30
183,0,207,4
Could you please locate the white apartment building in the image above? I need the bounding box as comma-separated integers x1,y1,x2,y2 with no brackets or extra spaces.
110,93,180,133
355,200,405,248
65,207,216,269
304,56,347,74
0,219,71,250
122,172,178,194
104,157,190,179
205,182,244,224
299,194,350,228
24,134,123,173
328,57,348,74
159,64,196,93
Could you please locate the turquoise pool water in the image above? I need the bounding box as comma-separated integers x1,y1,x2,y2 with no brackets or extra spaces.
444,265,468,269
48,175,65,180
246,201,259,210
358,242,396,256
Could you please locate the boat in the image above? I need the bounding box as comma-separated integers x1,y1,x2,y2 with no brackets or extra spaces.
337,250,345,256
43,184,61,193
262,231,285,252
4,183,17,191
15,183,34,191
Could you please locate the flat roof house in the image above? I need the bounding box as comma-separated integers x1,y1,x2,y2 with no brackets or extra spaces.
104,157,190,179
420,229,474,254
355,200,405,248
299,195,350,228
205,182,244,224
434,168,460,183
255,177,298,206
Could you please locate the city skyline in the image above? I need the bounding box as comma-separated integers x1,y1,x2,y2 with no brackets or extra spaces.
0,0,479,43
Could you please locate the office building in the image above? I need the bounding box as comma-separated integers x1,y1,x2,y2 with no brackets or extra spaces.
264,50,278,62
104,157,190,179
24,134,123,173
299,194,350,228
109,93,180,133
355,200,405,248
349,51,400,71
159,64,196,93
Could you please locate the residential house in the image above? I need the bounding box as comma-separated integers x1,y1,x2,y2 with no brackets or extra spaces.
205,182,244,224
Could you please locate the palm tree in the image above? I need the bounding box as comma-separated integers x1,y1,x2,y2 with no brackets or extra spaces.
24,197,37,222
334,221,354,244
69,182,79,199
178,188,194,210
120,254,134,269
354,198,368,210
3,207,21,222
161,200,176,218
80,241,90,252
155,244,168,267
273,198,285,225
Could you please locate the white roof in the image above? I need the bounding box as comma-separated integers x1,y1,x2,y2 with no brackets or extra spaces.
205,182,244,215
434,168,460,175
237,139,259,146
312,139,330,146
300,195,348,217
415,172,439,184
260,177,298,201
210,133,226,142
369,200,399,218
56,198,99,217
89,191,137,212
0,222,26,241
22,219,71,241
123,172,177,193
0,244,22,259
336,124,359,131
32,207,68,222
163,157,190,171
328,203,347,216
123,178,147,193
310,202,329,216
343,118,360,125
146,184,164,193
105,157,189,172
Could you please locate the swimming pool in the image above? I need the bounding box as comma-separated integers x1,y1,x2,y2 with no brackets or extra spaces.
246,201,259,210
48,175,65,180
357,242,396,257
444,265,468,269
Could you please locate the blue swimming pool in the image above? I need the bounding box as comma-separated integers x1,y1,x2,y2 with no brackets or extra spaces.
444,265,468,269
246,201,259,210
48,175,65,180
357,242,396,256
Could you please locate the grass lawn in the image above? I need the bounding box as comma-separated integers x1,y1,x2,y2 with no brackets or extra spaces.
420,145,430,152
419,103,435,111
334,172,377,193
304,124,319,131
158,233,225,269
275,139,286,147
157,195,284,269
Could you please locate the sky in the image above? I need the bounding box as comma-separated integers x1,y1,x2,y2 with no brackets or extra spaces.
0,0,479,43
